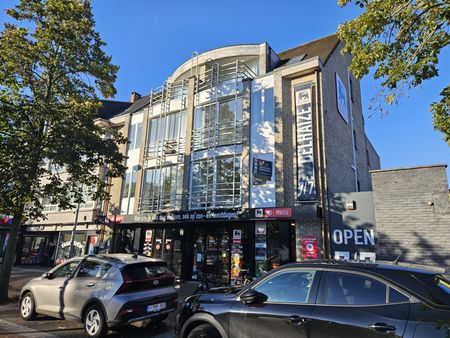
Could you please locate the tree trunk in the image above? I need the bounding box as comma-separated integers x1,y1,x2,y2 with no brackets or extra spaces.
0,205,25,303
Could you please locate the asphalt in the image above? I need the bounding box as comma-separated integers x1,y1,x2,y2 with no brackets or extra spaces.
0,265,199,338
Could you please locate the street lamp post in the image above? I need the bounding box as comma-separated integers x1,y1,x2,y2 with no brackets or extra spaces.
68,200,81,259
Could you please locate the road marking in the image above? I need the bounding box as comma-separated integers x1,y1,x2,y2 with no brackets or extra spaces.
0,319,58,337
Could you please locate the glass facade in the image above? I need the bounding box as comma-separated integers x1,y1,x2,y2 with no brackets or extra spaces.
147,111,186,158
141,164,184,212
190,156,241,209
193,98,243,151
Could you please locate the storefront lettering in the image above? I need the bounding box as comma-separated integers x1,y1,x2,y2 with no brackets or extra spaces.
333,229,375,246
60,240,84,250
130,209,242,223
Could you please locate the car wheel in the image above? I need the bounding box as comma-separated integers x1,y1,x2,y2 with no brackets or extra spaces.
187,324,221,338
83,304,107,338
20,292,37,320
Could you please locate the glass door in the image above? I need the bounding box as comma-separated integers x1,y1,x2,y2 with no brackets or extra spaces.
192,228,230,283
150,228,182,277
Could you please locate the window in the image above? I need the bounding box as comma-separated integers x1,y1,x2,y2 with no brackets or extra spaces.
147,112,186,157
129,165,138,198
76,261,101,278
193,98,243,150
122,173,131,199
254,270,315,303
122,165,139,199
190,156,241,209
52,260,80,278
389,287,409,303
128,122,142,150
141,164,184,212
218,99,243,146
100,263,112,278
325,272,387,305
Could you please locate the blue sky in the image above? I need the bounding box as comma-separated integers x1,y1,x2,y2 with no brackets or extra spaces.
1,0,449,178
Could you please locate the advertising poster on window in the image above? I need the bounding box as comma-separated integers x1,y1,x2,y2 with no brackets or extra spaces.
231,228,243,279
255,222,267,277
295,83,316,201
335,73,349,123
143,229,153,256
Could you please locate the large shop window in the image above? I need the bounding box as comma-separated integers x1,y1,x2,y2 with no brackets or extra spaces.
147,111,187,158
190,156,241,209
141,164,184,212
193,98,243,151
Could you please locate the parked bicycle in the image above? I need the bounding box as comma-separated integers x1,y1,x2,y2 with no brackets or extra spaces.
193,271,229,294
231,269,254,286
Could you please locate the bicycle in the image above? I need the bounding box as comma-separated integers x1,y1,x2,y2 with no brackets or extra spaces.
231,269,254,287
193,271,229,294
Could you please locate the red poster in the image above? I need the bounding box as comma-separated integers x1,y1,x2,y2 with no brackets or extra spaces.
302,236,318,259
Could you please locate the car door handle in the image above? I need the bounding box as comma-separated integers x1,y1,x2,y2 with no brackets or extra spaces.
286,315,310,325
369,323,396,332
85,282,96,287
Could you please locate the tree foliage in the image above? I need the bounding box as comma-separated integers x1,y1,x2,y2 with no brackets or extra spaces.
0,0,126,301
337,0,450,145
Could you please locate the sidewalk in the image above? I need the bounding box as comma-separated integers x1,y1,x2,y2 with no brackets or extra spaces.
2,265,50,302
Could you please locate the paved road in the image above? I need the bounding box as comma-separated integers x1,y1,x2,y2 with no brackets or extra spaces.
0,266,199,338
0,303,176,337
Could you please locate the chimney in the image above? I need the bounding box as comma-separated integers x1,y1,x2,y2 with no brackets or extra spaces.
130,91,141,103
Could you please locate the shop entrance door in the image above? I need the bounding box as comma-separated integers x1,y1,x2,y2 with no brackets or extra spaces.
192,228,230,283
151,228,183,277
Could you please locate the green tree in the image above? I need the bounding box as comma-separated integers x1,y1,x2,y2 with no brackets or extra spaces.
337,0,450,144
0,0,126,302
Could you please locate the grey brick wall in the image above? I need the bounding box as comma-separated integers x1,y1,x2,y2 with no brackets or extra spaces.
321,42,380,194
371,165,450,269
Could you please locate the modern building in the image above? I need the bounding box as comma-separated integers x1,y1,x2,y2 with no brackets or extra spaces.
107,34,380,281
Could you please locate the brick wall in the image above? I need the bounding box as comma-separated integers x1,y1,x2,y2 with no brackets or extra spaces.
371,165,450,268
321,42,380,194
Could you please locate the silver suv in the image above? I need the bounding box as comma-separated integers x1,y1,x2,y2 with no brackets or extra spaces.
19,253,178,337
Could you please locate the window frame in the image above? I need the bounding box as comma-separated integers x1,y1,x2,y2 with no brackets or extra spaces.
247,268,321,305
317,269,411,307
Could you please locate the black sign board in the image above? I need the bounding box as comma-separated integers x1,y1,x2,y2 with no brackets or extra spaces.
253,158,273,179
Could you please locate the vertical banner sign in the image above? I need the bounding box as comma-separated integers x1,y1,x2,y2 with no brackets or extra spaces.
295,83,316,201
302,236,318,259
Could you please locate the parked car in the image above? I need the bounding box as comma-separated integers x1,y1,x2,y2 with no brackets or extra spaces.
176,260,450,338
19,253,178,337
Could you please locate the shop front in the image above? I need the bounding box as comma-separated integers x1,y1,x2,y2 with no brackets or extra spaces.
120,208,296,281
22,224,102,266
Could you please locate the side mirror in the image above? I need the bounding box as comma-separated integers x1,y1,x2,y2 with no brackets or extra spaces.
42,272,54,279
240,289,268,305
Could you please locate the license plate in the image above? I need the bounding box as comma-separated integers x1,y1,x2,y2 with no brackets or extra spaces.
146,302,166,313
